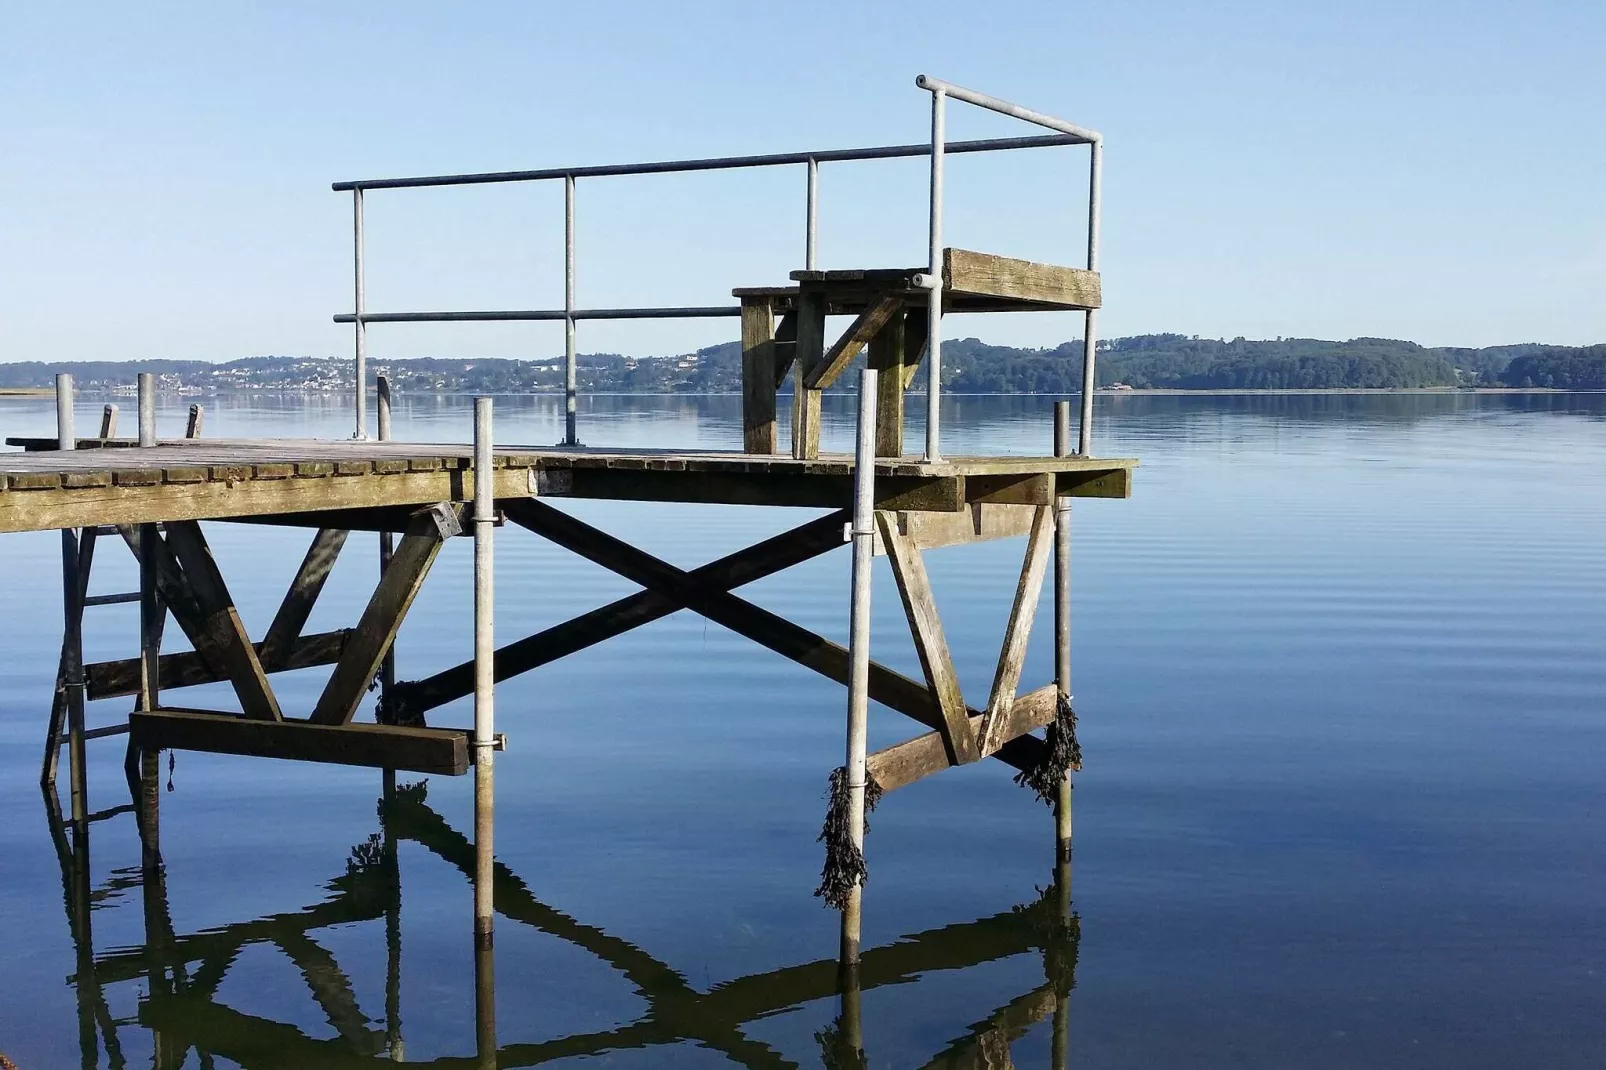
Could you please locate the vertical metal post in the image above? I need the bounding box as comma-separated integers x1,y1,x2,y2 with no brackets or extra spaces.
138,374,161,719
923,89,947,463
841,367,878,969
562,175,579,446
472,397,496,949
1053,402,1073,886
56,374,89,827
353,188,368,440
1077,141,1102,456
474,933,497,1070
377,376,396,710
805,157,819,270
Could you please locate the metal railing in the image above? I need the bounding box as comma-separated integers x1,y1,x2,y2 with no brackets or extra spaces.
334,75,1102,457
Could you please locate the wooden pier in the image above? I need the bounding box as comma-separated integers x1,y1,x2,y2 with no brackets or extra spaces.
18,74,1118,1014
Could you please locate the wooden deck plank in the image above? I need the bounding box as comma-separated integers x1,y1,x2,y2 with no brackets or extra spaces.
129,709,471,775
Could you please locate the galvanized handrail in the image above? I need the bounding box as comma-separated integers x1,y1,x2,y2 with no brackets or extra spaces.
336,78,1101,455
914,75,1102,460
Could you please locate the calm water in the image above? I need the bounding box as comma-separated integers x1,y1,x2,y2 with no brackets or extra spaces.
1,392,1604,1068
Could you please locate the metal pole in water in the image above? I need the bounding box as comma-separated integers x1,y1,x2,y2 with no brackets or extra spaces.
57,374,88,826
377,376,396,716
563,174,579,446
842,366,878,969
922,88,947,463
472,397,497,948
1053,401,1073,890
353,188,369,440
137,373,164,862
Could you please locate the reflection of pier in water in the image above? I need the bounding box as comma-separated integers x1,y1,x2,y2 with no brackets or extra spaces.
51,779,1078,1069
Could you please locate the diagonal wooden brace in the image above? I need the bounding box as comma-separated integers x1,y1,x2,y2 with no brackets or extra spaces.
876,512,978,765
804,294,902,390
502,499,1044,775
395,508,851,717
977,506,1054,755
260,528,349,670
163,520,284,722
309,505,457,726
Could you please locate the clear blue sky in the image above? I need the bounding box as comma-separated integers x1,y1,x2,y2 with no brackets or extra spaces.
3,1,1602,363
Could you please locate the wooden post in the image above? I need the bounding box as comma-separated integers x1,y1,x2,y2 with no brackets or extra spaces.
1053,402,1073,889
791,289,825,459
377,375,397,717
98,404,118,438
138,373,164,721
472,398,496,949
869,309,906,457
740,299,778,454
842,367,877,968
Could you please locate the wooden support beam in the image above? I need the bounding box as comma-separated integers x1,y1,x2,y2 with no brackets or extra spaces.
502,499,1044,774
902,309,931,390
259,529,349,670
804,295,901,390
873,504,1037,556
876,513,978,765
869,310,906,457
163,521,284,722
791,290,825,460
399,509,850,715
129,709,471,776
868,685,1057,793
309,507,455,726
943,248,1102,309
740,299,778,454
86,629,351,701
773,311,799,385
977,507,1055,755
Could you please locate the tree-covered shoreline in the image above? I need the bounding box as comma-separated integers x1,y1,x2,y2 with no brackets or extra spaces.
2,335,1601,394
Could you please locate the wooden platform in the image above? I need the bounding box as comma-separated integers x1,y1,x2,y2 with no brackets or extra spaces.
0,438,1136,534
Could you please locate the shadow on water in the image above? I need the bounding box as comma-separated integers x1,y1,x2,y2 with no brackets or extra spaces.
46,776,1080,1070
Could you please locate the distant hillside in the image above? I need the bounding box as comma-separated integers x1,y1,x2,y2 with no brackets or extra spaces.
2,336,1601,393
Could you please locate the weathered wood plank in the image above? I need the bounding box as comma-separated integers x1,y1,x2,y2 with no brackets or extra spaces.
740,299,778,454
803,294,901,390
977,507,1055,755
877,513,978,765
129,709,470,776
869,310,907,457
259,529,349,670
944,248,1102,309
791,290,825,460
309,509,453,726
873,503,1037,556
87,629,351,701
163,520,284,722
560,467,965,512
0,467,533,535
398,509,850,715
903,309,931,390
869,685,1056,792
773,311,799,386
1058,467,1132,499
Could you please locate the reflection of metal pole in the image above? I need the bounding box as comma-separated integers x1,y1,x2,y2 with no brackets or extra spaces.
839,960,866,1068
472,397,496,947
475,936,497,1070
382,772,404,1061
841,368,878,970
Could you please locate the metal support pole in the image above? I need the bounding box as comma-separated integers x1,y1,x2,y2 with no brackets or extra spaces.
57,374,89,827
474,934,497,1070
562,175,579,446
805,157,819,270
923,90,946,463
138,374,162,718
1053,401,1073,887
472,397,496,947
1077,141,1102,456
841,367,878,968
353,188,368,440
377,376,396,712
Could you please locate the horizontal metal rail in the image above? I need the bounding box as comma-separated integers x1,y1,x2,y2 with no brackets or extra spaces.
915,76,1103,144
335,305,740,325
332,133,1085,192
